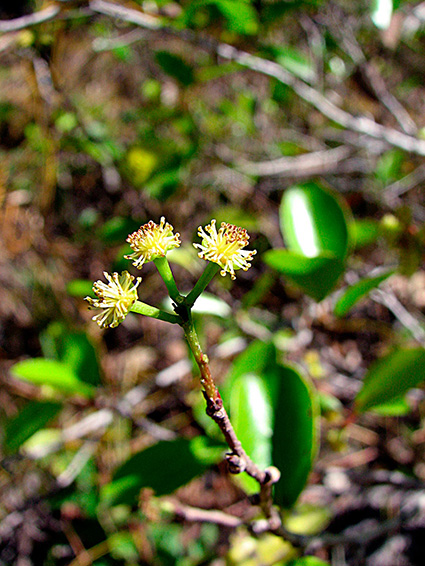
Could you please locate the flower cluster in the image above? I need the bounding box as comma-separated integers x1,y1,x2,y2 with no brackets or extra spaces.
86,217,256,328
85,271,141,328
125,216,181,269
194,219,257,280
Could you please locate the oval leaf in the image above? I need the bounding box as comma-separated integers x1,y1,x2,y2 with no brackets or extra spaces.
101,438,206,506
230,372,274,493
334,269,394,317
272,364,319,508
4,401,62,453
264,249,344,301
355,348,425,413
280,182,350,261
11,358,94,397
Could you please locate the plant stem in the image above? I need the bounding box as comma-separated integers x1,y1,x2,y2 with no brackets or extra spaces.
131,300,181,324
185,262,221,308
183,320,272,486
153,256,182,304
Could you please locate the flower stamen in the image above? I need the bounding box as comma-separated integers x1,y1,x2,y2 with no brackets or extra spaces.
194,220,256,280
85,271,141,328
125,217,181,269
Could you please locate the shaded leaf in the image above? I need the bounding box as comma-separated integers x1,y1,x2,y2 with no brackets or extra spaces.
101,438,206,506
272,364,319,508
4,401,62,453
264,249,344,301
356,348,425,412
334,269,394,317
155,51,195,86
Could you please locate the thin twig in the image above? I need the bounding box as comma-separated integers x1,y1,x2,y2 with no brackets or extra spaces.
371,288,425,345
0,5,60,32
328,8,417,135
86,0,425,156
3,1,425,155
236,146,352,177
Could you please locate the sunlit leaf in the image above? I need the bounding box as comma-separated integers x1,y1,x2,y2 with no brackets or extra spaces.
280,183,350,261
230,372,274,493
11,358,94,398
371,0,393,30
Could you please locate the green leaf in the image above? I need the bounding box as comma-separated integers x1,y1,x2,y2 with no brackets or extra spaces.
350,218,380,249
273,46,316,82
230,372,274,493
11,358,94,398
355,348,425,412
40,324,101,386
287,558,330,566
272,364,319,508
67,279,94,298
370,396,411,416
4,401,62,453
155,51,195,86
280,183,350,261
375,149,403,183
224,340,277,395
184,0,259,35
334,270,394,317
101,438,206,506
371,0,393,30
263,249,344,301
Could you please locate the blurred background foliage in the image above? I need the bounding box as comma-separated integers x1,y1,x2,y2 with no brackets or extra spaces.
1,0,425,564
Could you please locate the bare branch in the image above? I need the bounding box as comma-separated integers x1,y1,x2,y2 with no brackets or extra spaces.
236,146,352,177
0,6,60,32
86,0,425,156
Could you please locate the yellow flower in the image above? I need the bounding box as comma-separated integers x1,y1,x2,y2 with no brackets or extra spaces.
85,271,141,328
194,220,256,280
125,217,181,269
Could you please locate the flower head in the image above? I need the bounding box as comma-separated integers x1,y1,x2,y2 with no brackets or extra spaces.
194,220,256,280
85,271,141,328
125,217,181,269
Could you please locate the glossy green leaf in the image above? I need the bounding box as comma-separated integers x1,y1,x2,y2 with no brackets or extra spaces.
155,51,195,86
263,249,344,301
371,0,393,30
356,348,425,412
11,358,94,398
101,438,206,506
272,364,319,508
4,401,62,453
334,270,394,317
280,183,350,261
230,372,274,493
